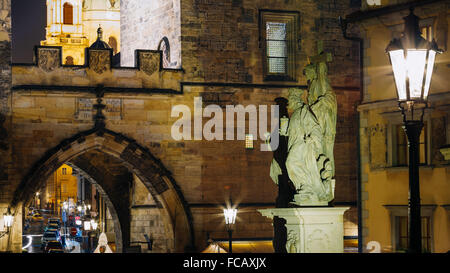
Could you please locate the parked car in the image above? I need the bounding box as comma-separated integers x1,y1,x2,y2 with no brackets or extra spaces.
41,231,60,247
32,213,44,222
44,240,63,253
44,223,60,232
45,228,60,238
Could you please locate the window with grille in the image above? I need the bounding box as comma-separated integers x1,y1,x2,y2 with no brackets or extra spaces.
266,22,287,74
395,216,431,252
245,134,254,149
260,11,299,81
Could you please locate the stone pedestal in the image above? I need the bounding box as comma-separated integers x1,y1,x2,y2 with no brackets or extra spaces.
259,207,349,253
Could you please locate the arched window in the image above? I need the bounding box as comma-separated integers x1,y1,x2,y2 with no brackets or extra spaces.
63,3,73,25
108,36,118,55
65,56,74,65
158,37,170,68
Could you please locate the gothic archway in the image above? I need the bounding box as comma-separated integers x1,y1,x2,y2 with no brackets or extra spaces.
65,162,125,252
10,128,194,252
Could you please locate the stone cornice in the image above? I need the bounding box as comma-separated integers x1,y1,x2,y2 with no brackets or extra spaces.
357,91,450,112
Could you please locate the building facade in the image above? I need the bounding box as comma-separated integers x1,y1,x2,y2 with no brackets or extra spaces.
0,0,364,253
345,0,450,252
41,0,120,65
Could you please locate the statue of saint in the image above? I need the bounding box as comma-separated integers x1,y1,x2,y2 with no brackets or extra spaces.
284,46,337,206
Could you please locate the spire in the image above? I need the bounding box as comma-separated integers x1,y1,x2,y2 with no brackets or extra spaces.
97,25,103,40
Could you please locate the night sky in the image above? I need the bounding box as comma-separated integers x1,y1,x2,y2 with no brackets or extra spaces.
12,0,46,63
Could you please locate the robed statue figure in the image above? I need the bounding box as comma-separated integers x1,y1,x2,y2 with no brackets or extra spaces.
271,48,337,206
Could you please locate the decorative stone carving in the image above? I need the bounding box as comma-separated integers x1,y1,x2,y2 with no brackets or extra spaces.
306,229,330,253
37,47,60,72
75,98,94,121
139,51,160,76
104,98,123,120
89,50,110,74
286,230,298,253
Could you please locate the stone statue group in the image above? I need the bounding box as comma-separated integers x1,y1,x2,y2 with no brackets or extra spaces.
270,49,337,206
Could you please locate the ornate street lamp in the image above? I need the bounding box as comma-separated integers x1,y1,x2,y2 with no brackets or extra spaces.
223,199,237,253
386,8,441,253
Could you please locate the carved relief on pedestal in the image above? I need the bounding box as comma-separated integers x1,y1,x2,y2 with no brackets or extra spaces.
37,48,60,72
89,50,110,74
306,229,330,253
139,51,160,76
286,229,298,253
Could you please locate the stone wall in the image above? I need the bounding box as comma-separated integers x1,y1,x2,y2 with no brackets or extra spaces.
120,0,181,67
177,0,361,249
180,0,360,86
0,0,10,114
3,0,362,252
0,0,13,252
131,175,174,252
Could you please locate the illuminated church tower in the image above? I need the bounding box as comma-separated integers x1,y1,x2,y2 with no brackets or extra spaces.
41,0,120,65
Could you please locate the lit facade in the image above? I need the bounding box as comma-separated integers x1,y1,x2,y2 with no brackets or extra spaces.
350,1,450,252
41,0,120,65
44,164,78,212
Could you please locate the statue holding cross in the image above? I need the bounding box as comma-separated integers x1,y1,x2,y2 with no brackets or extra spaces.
284,41,337,206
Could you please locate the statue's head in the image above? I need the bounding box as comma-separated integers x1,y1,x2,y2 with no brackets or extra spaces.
287,88,304,111
303,64,317,85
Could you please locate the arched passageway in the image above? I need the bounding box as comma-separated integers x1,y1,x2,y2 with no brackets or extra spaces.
9,129,194,252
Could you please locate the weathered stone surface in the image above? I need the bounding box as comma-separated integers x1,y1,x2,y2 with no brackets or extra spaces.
1,0,362,253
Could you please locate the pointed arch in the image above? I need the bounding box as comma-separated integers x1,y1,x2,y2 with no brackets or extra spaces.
158,37,171,68
10,128,194,252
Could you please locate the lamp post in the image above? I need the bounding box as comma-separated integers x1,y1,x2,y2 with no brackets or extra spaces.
386,8,441,253
223,200,237,253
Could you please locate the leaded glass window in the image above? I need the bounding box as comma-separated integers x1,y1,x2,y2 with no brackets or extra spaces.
266,22,287,73
260,10,299,81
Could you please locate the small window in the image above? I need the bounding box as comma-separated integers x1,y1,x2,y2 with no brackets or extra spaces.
158,37,171,68
266,22,287,74
63,3,73,25
395,216,431,252
260,11,299,81
62,168,67,175
245,134,254,149
108,37,118,55
421,25,433,42
65,56,74,65
393,123,427,166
